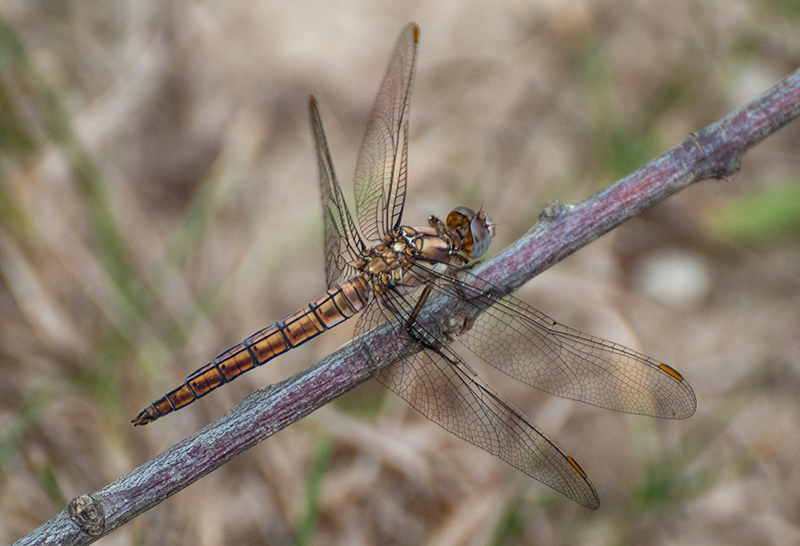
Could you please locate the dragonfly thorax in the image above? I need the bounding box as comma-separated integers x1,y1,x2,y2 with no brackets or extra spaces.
356,207,495,297
358,227,433,294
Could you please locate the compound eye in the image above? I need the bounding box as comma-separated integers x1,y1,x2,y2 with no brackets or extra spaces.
469,211,494,258
445,206,495,258
445,206,475,231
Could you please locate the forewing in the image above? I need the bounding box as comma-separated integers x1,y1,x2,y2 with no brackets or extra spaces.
427,269,697,419
309,96,363,288
353,23,418,242
354,293,599,509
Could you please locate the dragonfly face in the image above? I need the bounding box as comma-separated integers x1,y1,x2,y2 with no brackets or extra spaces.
445,207,495,259
133,23,695,510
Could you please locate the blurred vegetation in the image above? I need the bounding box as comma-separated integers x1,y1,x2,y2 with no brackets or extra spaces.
709,181,800,246
293,434,334,546
1,1,799,545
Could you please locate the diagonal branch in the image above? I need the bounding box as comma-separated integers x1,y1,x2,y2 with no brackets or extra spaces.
13,67,800,546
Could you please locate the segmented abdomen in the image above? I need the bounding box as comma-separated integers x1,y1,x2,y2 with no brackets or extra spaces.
132,277,370,425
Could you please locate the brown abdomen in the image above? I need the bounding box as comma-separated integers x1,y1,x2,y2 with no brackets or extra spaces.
132,277,370,425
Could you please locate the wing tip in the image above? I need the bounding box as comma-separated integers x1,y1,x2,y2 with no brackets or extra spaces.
408,22,420,43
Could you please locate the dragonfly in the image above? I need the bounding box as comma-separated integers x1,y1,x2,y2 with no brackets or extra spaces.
132,23,696,509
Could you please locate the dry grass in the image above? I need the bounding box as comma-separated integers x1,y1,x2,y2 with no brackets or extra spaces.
2,1,800,545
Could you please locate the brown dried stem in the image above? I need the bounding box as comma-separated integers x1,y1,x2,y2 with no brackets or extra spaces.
13,68,800,546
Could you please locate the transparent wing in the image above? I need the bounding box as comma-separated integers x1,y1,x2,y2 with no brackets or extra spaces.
353,22,418,242
351,261,695,506
418,266,697,419
309,96,363,288
354,295,600,509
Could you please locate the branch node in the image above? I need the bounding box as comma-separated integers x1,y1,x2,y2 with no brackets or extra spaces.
68,494,105,537
690,132,707,157
539,200,574,222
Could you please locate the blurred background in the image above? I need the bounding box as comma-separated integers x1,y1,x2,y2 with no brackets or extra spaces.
1,1,800,544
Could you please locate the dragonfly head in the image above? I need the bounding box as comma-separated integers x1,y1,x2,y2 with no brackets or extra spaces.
446,206,496,259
